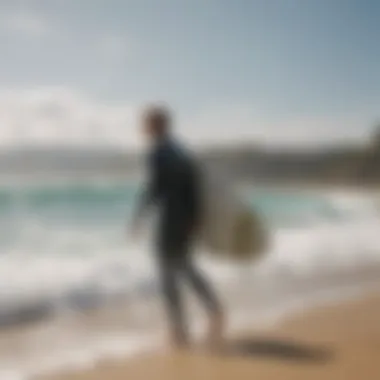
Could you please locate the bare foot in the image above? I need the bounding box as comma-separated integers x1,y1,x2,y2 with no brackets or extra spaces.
206,313,225,353
168,333,190,352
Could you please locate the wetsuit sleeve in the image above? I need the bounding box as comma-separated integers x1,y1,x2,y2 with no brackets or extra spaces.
187,161,203,229
134,151,166,221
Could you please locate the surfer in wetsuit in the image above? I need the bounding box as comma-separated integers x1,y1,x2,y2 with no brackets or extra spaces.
132,106,224,349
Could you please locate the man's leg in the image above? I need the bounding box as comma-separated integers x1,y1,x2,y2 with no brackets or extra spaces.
179,253,225,349
158,254,189,348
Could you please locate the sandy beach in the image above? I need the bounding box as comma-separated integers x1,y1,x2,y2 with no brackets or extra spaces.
42,291,380,380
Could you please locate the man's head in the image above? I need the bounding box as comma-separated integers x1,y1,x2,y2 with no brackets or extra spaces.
142,105,172,143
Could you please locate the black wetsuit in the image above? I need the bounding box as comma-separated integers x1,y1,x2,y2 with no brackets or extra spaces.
137,137,221,342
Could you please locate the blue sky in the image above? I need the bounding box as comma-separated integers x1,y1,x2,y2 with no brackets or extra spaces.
0,0,379,147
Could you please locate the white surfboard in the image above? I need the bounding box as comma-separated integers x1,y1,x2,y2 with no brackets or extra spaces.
198,168,268,261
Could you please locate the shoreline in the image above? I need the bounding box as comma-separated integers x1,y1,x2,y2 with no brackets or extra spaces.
43,289,380,380
2,263,380,380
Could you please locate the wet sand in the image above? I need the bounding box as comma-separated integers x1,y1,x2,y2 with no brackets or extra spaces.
44,291,380,380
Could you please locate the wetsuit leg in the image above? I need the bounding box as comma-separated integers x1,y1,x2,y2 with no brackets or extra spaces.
179,253,222,316
157,224,221,344
157,238,189,345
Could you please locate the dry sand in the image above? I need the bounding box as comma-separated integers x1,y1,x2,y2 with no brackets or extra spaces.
42,291,380,380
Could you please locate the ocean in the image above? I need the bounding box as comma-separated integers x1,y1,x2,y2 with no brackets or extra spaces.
0,180,380,380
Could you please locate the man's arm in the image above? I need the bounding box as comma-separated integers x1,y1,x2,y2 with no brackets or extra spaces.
187,161,203,231
131,151,165,231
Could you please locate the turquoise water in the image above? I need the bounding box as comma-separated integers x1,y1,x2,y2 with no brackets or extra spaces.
0,181,346,252
0,184,339,262
249,189,340,226
0,182,336,228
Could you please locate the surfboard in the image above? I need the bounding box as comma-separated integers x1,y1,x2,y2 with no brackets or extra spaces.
198,168,269,261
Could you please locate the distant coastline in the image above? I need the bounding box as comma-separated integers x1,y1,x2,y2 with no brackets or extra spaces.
0,132,379,185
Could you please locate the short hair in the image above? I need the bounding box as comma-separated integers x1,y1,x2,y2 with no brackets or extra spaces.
143,105,171,135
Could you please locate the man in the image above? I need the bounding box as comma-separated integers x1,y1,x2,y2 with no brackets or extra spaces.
132,106,224,349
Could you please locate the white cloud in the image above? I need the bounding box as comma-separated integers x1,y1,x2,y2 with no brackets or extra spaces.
181,104,372,148
0,87,140,148
0,88,372,150
0,9,48,37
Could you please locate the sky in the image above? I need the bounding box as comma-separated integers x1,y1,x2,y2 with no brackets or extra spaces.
0,0,379,148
